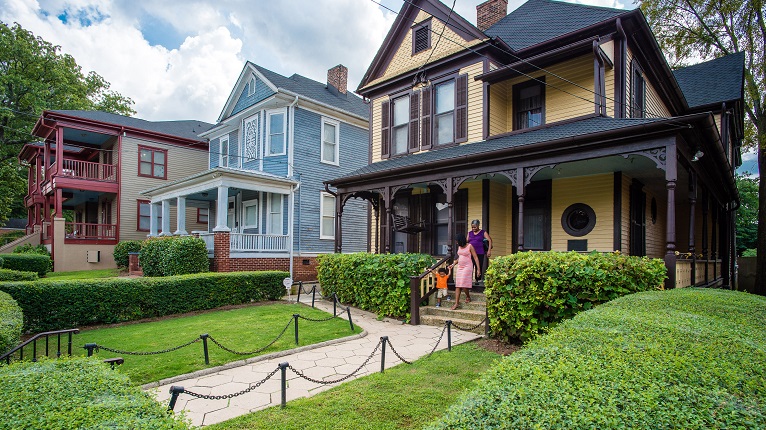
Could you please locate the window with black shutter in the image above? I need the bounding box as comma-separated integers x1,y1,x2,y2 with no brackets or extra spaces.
381,101,390,159
412,22,431,54
630,60,646,118
513,78,545,130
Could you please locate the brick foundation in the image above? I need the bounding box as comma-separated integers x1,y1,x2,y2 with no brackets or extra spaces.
208,255,321,282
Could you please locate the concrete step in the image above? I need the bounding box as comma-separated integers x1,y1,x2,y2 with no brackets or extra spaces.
420,314,487,335
421,306,485,321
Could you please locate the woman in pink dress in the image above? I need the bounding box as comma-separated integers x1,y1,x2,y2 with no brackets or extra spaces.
449,234,479,310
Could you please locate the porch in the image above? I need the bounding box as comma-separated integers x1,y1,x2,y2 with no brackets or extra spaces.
198,232,290,254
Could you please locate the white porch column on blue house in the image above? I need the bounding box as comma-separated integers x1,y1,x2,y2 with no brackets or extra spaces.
149,202,159,237
214,185,230,232
160,200,171,236
174,196,188,235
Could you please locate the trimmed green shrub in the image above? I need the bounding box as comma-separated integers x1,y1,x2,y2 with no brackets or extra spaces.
139,236,172,277
485,251,666,342
0,291,22,355
0,255,3,268
0,253,51,277
0,271,287,332
0,357,190,429
113,240,142,268
0,268,38,282
428,289,766,429
12,243,49,255
165,236,209,276
317,253,435,319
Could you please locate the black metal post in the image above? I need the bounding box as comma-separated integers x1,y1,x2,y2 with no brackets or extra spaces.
311,285,316,308
168,386,184,411
297,281,303,303
293,314,299,345
200,334,209,365
84,343,97,357
67,331,73,356
346,307,354,332
57,332,62,357
333,293,338,317
279,362,289,408
380,336,388,373
446,320,452,352
32,338,37,362
45,335,49,358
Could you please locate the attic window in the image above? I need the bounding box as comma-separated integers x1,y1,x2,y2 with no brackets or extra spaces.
412,21,431,54
247,77,255,97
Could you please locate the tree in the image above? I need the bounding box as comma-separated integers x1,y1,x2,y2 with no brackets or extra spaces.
736,175,758,255
0,22,135,225
640,0,765,295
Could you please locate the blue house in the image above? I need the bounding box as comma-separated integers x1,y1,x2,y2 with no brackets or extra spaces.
141,63,369,280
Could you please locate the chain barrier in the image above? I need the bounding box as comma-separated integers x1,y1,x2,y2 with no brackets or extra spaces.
182,366,280,400
208,319,293,355
297,283,315,295
384,338,413,365
297,314,337,322
451,317,488,332
287,339,383,385
425,323,448,357
93,337,200,356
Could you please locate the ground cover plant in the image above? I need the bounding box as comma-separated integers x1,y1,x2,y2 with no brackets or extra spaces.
207,342,499,430
78,303,362,385
0,357,190,429
428,288,766,429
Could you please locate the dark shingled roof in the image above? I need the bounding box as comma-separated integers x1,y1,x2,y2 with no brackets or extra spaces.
252,64,369,120
51,110,214,140
332,116,665,183
485,0,628,51
673,52,745,108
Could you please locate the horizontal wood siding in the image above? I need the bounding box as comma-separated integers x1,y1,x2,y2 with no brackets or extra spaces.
463,180,482,235
231,76,276,117
489,81,509,136
489,181,512,257
460,62,485,143
382,10,476,83
119,137,209,241
551,174,614,252
626,48,671,119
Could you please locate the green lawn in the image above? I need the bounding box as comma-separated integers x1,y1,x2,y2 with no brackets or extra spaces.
208,342,501,430
45,268,121,279
79,303,362,385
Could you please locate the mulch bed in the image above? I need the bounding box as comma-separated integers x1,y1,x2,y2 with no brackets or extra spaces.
474,338,521,356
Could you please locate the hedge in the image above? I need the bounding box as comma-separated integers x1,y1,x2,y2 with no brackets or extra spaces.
113,240,142,268
0,357,190,429
0,271,288,332
140,236,209,277
0,253,51,277
428,289,766,429
0,291,22,356
485,251,666,342
0,269,38,282
317,253,435,319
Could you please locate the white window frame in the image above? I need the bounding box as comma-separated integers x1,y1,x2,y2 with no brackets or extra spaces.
267,193,284,235
242,113,260,164
247,76,255,96
266,108,287,156
320,192,336,240
320,118,340,166
242,198,260,231
219,135,230,168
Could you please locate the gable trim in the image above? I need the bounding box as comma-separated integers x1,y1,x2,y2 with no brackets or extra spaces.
217,62,279,123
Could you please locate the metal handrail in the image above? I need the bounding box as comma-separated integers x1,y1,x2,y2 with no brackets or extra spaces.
0,328,80,364
410,254,452,325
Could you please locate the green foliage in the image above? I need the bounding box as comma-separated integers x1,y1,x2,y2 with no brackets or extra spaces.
113,240,142,268
485,251,666,342
429,289,766,429
0,271,287,332
0,255,3,268
0,290,22,355
736,175,758,255
0,230,25,247
165,236,209,276
0,357,189,429
317,253,435,319
0,268,38,282
12,243,49,255
743,248,757,257
0,253,50,277
138,236,170,277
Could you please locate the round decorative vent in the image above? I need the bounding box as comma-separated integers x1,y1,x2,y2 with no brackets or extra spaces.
561,203,596,237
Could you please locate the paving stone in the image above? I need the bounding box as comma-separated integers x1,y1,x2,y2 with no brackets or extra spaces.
203,406,251,426
196,374,234,387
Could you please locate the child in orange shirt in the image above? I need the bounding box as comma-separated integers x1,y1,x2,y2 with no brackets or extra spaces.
435,266,451,307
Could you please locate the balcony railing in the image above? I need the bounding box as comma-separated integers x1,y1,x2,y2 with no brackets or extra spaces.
61,159,116,182
230,233,288,252
65,223,117,240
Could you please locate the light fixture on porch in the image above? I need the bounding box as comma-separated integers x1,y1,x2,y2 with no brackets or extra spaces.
411,71,430,91
692,149,704,162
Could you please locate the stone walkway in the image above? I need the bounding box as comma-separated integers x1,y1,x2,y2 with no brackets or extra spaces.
149,293,483,427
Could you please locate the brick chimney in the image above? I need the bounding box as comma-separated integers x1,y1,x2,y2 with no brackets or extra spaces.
476,0,508,32
327,64,348,95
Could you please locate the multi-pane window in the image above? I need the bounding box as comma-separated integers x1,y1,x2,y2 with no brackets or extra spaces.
514,81,544,130
392,96,409,155
197,208,209,224
321,119,339,165
268,111,286,155
219,136,230,168
267,194,283,234
138,146,167,179
137,200,161,231
434,81,455,145
631,61,646,118
320,192,335,239
243,199,259,230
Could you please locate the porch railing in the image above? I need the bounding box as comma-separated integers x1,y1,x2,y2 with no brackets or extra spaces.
65,223,117,240
675,259,723,288
61,159,116,182
198,233,215,252
230,233,289,252
409,255,452,325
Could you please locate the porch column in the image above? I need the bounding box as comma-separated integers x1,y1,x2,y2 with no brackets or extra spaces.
213,186,230,232
288,188,295,280
383,186,392,253
149,203,159,237
688,173,697,286
374,196,380,254
446,178,455,257
711,206,718,280
55,126,64,175
174,196,188,236
702,192,709,284
721,206,731,288
664,144,677,289
335,193,343,253
160,200,171,236
517,170,525,252
54,188,63,218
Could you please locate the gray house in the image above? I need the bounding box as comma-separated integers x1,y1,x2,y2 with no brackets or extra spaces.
142,63,369,280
